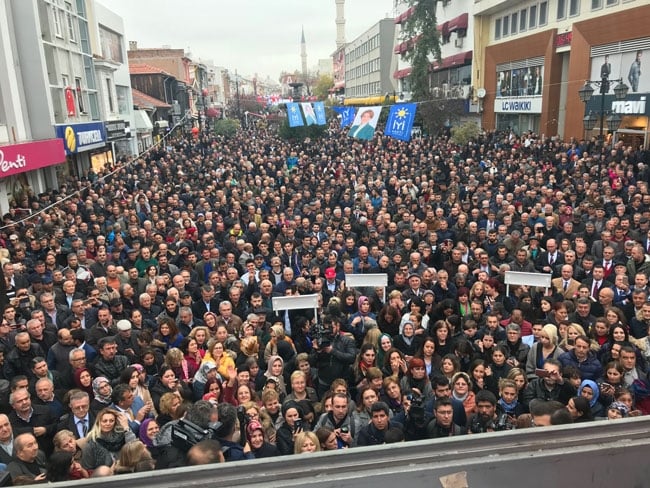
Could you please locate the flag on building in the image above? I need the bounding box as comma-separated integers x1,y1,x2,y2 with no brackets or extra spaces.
332,106,356,127
313,102,327,125
384,103,417,141
287,103,304,127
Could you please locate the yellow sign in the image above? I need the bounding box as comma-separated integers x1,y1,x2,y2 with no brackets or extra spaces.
64,126,76,153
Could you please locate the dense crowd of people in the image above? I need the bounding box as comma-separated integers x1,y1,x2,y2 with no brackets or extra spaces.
0,122,649,483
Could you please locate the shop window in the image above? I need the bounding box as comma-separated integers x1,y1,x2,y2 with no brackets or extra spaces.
495,18,501,39
591,0,602,9
511,13,518,35
569,0,580,16
502,15,509,36
557,0,566,19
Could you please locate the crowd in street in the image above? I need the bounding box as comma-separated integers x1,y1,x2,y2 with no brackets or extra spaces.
0,122,649,483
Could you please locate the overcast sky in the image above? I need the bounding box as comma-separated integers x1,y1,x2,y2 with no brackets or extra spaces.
105,0,397,82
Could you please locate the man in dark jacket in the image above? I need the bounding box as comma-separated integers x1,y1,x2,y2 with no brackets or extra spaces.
522,359,576,407
557,335,602,381
357,402,403,446
91,337,129,385
309,314,357,398
427,397,468,438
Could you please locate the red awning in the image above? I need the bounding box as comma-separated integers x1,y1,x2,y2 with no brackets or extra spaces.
393,67,413,79
432,51,472,71
447,13,468,32
394,6,415,24
437,21,450,36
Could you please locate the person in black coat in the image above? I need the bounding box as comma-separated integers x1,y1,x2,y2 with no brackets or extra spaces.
392,321,423,359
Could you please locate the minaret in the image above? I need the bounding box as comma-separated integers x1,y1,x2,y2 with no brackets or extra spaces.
335,0,346,49
301,26,308,77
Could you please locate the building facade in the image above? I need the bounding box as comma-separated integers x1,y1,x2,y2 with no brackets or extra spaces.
475,0,648,142
344,18,398,104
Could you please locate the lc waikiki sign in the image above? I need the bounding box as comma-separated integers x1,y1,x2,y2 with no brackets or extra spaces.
55,122,106,155
494,97,543,113
0,139,65,178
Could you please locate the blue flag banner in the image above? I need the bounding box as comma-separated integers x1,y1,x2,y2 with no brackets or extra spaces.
313,102,327,125
384,103,417,141
287,103,304,127
332,106,356,127
301,103,318,126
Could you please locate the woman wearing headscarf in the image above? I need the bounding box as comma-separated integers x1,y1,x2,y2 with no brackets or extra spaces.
348,296,377,346
73,368,95,399
89,376,112,416
246,420,280,458
192,361,218,401
578,379,605,418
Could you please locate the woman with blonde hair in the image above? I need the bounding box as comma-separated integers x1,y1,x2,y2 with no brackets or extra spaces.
559,323,599,352
525,324,563,379
264,324,296,363
362,327,382,349
469,281,485,302
294,431,320,454
53,430,89,479
237,336,260,367
114,440,154,474
203,339,235,380
81,408,135,470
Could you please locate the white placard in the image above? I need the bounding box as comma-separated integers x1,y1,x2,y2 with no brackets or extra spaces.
344,274,389,288
504,271,552,288
271,294,319,312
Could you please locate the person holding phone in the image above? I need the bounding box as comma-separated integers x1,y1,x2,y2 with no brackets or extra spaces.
275,401,305,456
522,359,576,408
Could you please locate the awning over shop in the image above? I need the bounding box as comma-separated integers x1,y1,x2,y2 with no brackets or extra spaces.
133,110,154,132
432,51,472,70
447,13,468,32
394,6,415,24
393,67,413,79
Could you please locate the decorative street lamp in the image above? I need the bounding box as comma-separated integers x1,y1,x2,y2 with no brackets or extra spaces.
579,73,628,143
201,88,209,132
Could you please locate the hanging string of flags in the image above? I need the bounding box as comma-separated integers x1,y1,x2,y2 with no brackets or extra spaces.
287,101,418,142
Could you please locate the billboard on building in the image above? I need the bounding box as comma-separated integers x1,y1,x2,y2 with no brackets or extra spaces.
333,47,345,90
496,65,544,98
590,48,648,94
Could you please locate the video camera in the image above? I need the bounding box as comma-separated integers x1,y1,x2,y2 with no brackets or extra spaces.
311,322,335,349
469,412,514,433
407,392,426,425
171,418,222,452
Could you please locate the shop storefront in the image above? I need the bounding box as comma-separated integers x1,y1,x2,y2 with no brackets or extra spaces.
54,122,107,178
0,139,66,214
105,119,132,163
493,58,544,134
584,93,649,148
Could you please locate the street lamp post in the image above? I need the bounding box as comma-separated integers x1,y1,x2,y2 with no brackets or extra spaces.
201,88,209,133
578,73,629,144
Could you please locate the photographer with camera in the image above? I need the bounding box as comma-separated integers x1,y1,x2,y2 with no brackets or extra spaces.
309,314,357,398
155,400,220,469
213,403,255,461
468,390,500,434
313,393,356,447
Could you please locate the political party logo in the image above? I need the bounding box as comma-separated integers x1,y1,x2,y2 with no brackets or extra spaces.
64,126,76,153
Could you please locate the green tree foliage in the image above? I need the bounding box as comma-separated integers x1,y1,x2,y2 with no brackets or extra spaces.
278,118,327,141
451,121,481,146
400,0,442,100
213,118,240,138
313,74,334,100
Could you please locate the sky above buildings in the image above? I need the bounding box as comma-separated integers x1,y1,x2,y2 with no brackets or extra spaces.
107,0,397,82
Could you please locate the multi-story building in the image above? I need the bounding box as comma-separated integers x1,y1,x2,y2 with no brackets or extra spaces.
343,18,398,104
0,0,136,214
474,0,649,143
394,0,474,104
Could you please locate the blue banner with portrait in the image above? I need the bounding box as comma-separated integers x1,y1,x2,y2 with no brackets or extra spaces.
286,103,304,127
384,103,417,142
